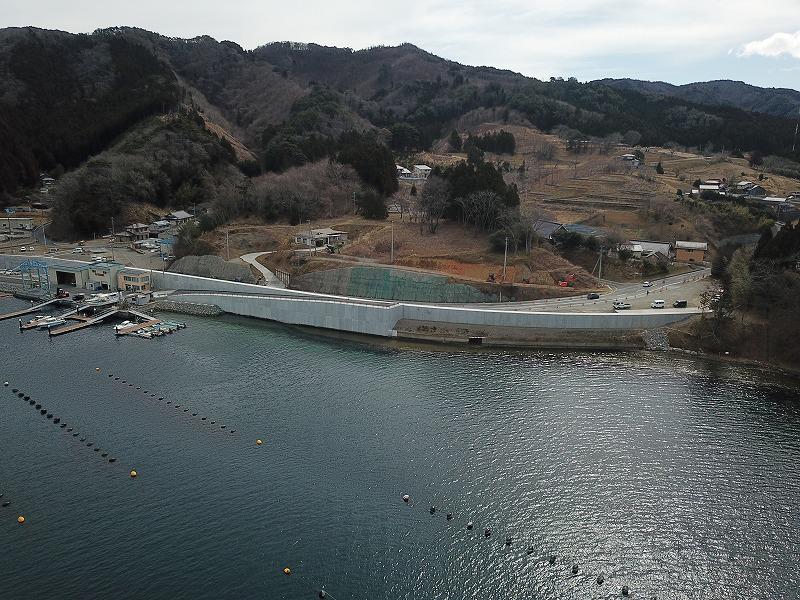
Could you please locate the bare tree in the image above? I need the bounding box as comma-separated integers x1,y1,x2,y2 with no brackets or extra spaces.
417,176,450,234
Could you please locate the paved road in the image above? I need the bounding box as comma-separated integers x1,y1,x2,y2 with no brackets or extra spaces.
239,252,285,288
466,267,713,312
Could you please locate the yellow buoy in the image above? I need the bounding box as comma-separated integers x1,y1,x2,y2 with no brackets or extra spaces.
130,470,138,478
283,567,291,576
17,515,25,524
256,439,263,446
95,367,101,372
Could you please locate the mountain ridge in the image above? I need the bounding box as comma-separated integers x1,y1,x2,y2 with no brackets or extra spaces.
596,78,800,118
2,26,800,201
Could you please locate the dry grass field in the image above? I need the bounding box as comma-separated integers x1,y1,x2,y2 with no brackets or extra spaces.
208,122,797,295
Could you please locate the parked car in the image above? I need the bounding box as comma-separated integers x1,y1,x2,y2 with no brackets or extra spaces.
673,300,688,308
642,281,653,288
19,246,26,252
73,294,85,302
72,247,84,254
27,247,34,252
651,300,665,309
613,301,632,310
587,293,600,300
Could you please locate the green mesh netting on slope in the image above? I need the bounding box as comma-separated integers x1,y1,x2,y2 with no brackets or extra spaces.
293,266,498,303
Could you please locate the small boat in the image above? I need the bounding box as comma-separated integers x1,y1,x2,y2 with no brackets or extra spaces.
37,316,66,329
38,318,66,330
113,320,133,332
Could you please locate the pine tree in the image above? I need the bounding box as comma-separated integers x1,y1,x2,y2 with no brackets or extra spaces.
448,130,462,152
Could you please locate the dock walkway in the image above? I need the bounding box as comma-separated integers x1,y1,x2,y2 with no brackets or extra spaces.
0,298,62,321
49,309,119,336
115,319,161,336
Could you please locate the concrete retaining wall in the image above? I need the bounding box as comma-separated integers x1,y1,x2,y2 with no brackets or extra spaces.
0,255,700,339
171,292,697,338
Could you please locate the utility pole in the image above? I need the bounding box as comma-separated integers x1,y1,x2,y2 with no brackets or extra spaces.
793,107,800,153
352,191,357,214
502,236,508,280
226,229,230,261
111,216,115,236
598,246,603,280
390,225,394,263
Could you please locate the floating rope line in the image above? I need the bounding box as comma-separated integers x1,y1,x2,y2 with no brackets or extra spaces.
101,369,238,437
6,384,129,470
397,492,646,597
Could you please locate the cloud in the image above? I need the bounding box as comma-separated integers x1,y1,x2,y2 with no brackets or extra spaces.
738,31,800,59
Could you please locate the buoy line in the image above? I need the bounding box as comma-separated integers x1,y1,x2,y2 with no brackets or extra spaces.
397,492,642,597
101,369,241,439
5,384,131,473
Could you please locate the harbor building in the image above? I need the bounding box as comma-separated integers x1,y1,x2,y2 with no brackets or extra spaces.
48,263,91,288
117,269,151,293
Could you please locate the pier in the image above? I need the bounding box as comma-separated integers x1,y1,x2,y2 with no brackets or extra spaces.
0,298,63,321
48,309,120,336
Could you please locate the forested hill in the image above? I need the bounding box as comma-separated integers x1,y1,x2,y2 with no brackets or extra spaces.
2,26,800,200
597,78,800,119
0,27,181,194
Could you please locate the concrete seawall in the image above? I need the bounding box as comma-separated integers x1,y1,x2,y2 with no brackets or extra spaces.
0,255,700,341
169,291,698,339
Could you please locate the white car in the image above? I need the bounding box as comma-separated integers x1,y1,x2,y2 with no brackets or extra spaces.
613,301,632,310
28,247,34,252
19,246,26,252
72,247,84,254
642,281,653,288
651,300,665,309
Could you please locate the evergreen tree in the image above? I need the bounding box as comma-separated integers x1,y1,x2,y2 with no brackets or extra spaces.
448,130,462,152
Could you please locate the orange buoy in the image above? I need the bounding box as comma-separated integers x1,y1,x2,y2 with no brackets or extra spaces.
283,567,291,576
17,515,25,524
256,439,263,446
130,470,138,478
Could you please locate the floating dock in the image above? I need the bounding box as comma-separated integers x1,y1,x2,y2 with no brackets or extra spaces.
48,309,120,336
0,298,63,321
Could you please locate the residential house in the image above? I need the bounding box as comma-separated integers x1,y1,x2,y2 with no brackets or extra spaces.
123,223,150,242
0,217,33,233
166,210,193,226
745,185,767,198
294,227,348,248
642,250,671,265
674,241,708,263
629,239,672,258
618,154,640,167
396,165,412,179
618,242,643,259
149,220,171,236
413,165,432,179
563,223,605,238
117,269,151,293
39,175,56,194
531,219,567,241
757,197,795,218
698,183,724,194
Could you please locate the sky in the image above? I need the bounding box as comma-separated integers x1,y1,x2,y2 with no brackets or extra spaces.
5,0,800,89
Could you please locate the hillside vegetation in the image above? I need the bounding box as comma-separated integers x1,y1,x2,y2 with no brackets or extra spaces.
598,78,800,119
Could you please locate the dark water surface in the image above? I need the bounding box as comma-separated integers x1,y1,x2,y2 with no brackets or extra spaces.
1,297,798,599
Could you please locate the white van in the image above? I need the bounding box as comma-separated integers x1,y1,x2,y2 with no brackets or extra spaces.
650,299,665,309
